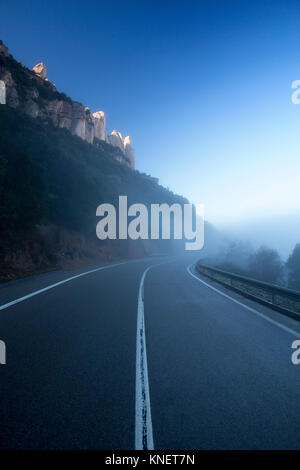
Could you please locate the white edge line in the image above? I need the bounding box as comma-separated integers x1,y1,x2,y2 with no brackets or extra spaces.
135,265,154,450
0,261,128,311
187,264,300,339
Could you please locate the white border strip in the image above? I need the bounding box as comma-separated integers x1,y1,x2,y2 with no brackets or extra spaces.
0,262,126,311
187,264,300,338
135,266,154,450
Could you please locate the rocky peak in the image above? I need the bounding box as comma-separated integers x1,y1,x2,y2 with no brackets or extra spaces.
124,135,132,147
33,62,47,79
93,110,105,120
0,41,135,169
0,80,6,104
92,111,107,142
124,136,135,168
108,130,125,151
107,132,135,168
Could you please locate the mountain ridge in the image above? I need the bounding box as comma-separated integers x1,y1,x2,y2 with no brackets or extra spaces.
0,40,135,168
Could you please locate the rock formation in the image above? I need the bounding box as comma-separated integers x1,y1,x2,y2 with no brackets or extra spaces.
33,62,47,79
0,41,135,169
124,136,135,168
92,110,107,141
0,42,8,57
0,80,5,104
107,131,135,167
108,130,125,151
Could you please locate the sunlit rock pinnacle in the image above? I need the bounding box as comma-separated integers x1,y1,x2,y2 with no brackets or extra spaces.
0,80,6,104
33,62,47,79
93,111,107,141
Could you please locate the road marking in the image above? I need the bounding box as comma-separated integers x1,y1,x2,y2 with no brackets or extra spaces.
135,266,154,450
187,264,300,339
0,261,127,311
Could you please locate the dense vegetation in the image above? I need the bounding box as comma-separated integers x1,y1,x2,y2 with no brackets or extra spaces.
0,105,187,232
209,240,300,291
286,244,300,290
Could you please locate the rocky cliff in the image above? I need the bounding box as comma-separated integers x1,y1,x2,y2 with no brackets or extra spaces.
0,40,135,169
0,103,187,280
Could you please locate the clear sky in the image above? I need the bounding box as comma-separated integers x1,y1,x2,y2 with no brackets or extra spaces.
2,0,300,230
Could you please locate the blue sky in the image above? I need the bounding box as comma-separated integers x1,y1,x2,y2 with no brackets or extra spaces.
2,0,300,232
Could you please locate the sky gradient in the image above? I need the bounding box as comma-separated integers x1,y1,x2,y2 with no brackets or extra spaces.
2,0,300,240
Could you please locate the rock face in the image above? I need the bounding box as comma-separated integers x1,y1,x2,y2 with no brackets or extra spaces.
107,131,135,167
0,80,5,104
0,41,135,169
124,136,135,169
93,110,107,141
33,62,47,79
108,130,125,151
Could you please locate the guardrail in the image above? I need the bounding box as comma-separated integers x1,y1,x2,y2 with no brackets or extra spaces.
196,262,300,320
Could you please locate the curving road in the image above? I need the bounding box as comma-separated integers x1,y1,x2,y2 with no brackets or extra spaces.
0,256,300,449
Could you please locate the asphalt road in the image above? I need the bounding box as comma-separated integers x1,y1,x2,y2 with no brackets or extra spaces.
0,256,299,449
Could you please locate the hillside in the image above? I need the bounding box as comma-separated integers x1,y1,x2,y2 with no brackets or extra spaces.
0,40,135,167
0,105,188,280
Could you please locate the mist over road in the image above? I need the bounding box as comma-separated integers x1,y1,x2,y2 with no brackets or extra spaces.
0,256,299,449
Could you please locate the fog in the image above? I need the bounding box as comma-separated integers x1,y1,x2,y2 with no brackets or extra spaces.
217,212,300,260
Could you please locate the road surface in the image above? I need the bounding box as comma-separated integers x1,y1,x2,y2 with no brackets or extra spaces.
0,256,299,449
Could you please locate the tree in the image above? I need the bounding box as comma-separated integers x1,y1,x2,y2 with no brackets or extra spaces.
248,246,283,284
221,240,253,273
286,244,300,291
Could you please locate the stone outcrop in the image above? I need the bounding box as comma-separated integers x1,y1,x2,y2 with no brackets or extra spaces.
0,69,19,107
124,136,135,169
92,110,107,141
107,131,135,167
33,62,47,79
0,41,135,169
0,80,5,104
108,130,125,151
